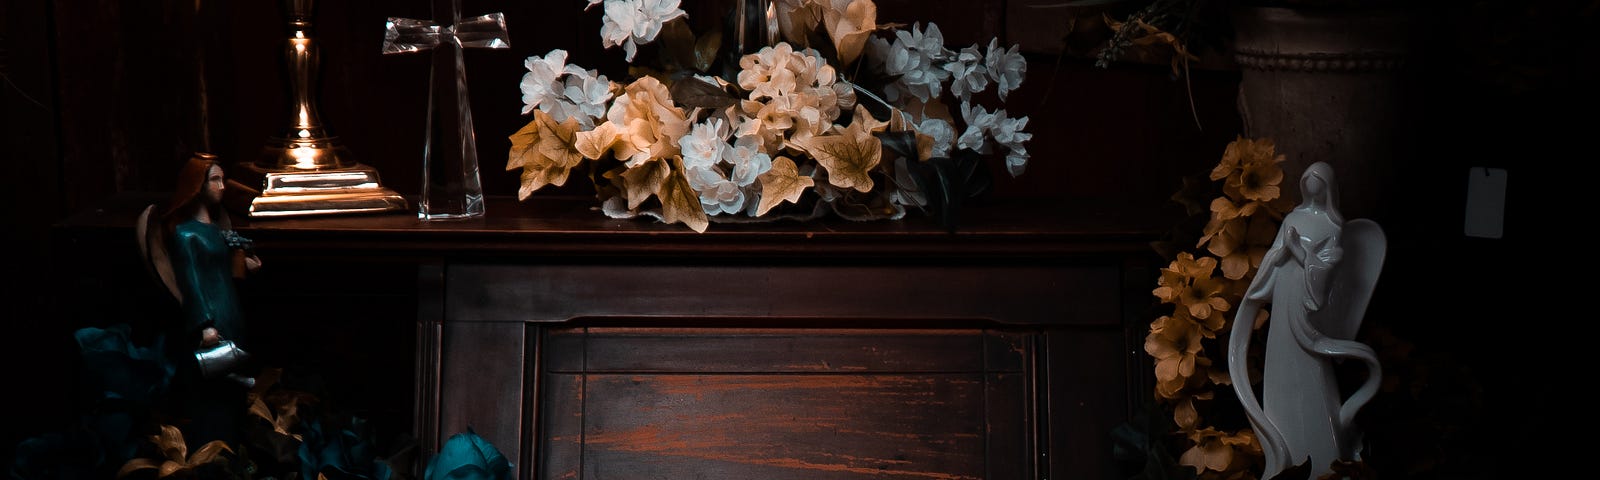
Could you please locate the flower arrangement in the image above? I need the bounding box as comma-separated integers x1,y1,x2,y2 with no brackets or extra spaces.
508,0,1033,232
1140,135,1293,479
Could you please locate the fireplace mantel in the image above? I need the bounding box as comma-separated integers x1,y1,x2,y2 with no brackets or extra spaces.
57,193,1168,479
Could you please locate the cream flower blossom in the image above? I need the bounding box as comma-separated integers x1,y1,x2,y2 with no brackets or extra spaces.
944,44,988,103
561,70,615,125
989,113,1031,177
917,118,956,159
984,38,1026,101
517,1,1034,232
679,118,730,170
885,23,951,103
956,101,998,153
687,166,746,215
598,76,688,167
521,50,571,114
727,134,772,187
597,0,687,62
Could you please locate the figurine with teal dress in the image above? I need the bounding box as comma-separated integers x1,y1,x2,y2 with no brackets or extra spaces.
137,152,264,449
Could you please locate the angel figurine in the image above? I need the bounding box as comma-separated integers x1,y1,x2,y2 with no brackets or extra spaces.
1227,161,1387,478
137,152,263,446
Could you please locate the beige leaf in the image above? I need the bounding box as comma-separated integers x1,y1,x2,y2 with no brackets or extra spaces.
658,157,709,232
536,110,585,172
575,121,622,161
518,164,567,201
851,104,887,134
757,156,815,216
620,157,671,210
798,121,881,192
505,118,543,172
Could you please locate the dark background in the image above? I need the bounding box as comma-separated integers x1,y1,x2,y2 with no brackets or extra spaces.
2,0,1578,477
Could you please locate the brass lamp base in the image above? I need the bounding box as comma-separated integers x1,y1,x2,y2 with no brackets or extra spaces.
228,162,409,218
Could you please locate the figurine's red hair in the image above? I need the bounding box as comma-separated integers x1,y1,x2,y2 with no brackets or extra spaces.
163,152,221,220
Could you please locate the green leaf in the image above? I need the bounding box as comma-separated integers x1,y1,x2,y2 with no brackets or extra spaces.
693,24,723,72
873,130,918,162
658,17,697,71
906,156,959,232
955,149,992,199
905,148,993,232
668,77,737,110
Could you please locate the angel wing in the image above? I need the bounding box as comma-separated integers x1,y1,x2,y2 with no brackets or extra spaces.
1315,219,1386,341
136,205,182,303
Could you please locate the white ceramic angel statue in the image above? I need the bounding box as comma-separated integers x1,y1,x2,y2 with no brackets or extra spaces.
1227,161,1387,478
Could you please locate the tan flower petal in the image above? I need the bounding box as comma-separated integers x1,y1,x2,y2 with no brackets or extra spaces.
823,0,876,66
1174,396,1200,431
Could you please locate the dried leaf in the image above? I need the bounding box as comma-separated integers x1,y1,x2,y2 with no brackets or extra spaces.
157,461,184,478
537,111,584,168
248,397,275,424
620,157,671,210
669,76,737,110
155,425,186,463
510,110,587,200
117,458,160,479
658,157,709,232
798,120,881,192
575,121,622,161
187,441,233,466
757,156,815,215
505,118,542,172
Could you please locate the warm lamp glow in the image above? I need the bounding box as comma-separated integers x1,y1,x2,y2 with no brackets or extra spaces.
290,145,319,169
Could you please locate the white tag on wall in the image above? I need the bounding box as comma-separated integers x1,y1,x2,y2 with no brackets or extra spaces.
1464,167,1507,239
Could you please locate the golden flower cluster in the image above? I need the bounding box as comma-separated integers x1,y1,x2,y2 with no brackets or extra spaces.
1145,136,1290,479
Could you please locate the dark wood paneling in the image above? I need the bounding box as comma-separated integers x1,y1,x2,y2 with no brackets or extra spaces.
564,328,1026,374
449,263,1120,326
539,327,1033,480
438,321,526,462
1046,327,1133,478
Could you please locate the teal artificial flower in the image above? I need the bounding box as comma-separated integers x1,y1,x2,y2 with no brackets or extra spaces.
423,428,511,480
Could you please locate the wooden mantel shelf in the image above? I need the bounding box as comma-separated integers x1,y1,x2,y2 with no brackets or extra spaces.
58,192,1177,258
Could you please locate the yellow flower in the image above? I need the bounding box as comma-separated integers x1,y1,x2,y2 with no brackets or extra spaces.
1179,427,1261,476
1147,313,1203,400
1199,193,1284,281
1211,136,1287,204
1173,388,1214,432
1153,253,1232,322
